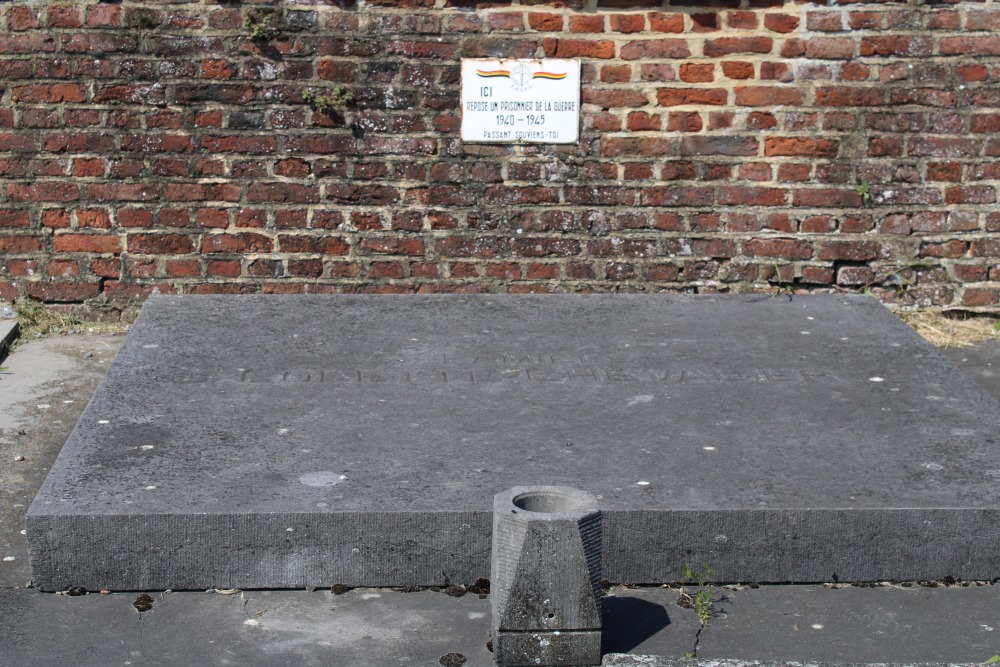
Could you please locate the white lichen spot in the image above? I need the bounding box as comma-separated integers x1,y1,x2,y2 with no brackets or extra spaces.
636,481,650,486
144,485,157,490
869,377,884,382
626,395,654,407
811,624,824,630
243,619,261,627
299,472,347,487
361,593,381,600
98,420,110,425
140,445,154,451
3,556,15,562
923,462,943,471
703,446,717,451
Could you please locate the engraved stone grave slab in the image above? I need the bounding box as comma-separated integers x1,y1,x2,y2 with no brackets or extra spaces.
26,295,1000,590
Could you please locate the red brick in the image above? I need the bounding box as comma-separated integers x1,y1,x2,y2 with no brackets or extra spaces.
793,188,864,208
611,14,646,33
960,288,999,307
667,112,702,132
435,237,504,258
86,4,121,27
25,281,100,302
0,235,43,253
201,233,273,254
247,183,321,204
620,39,689,60
703,37,772,57
680,63,715,83
528,13,564,31
7,5,41,31
359,238,425,256
727,11,757,29
488,12,525,32
735,86,803,106
818,241,883,261
601,65,632,83
568,15,604,33
722,62,754,80
128,234,194,255
941,36,1000,56
627,112,662,131
11,84,86,104
657,88,727,106
543,39,616,59
484,186,559,206
53,233,121,254
765,137,839,157
718,187,787,206
744,238,813,260
764,14,799,33
970,239,1000,257
805,37,855,59
7,182,80,202
648,12,683,33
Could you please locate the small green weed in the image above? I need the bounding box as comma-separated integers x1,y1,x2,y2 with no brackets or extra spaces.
303,87,353,113
677,562,716,627
243,13,275,41
770,263,794,296
856,180,873,206
983,656,1000,665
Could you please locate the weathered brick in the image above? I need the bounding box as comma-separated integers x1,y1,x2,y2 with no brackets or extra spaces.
703,37,772,57
743,239,813,260
53,234,121,254
735,87,803,107
657,88,728,106
764,137,839,157
128,234,194,255
248,183,321,204
202,233,274,254
543,38,616,59
620,39,689,60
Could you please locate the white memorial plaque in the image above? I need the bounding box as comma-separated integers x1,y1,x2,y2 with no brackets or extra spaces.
460,58,581,144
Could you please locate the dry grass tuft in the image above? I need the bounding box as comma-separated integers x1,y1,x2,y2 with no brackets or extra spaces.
899,310,1000,348
14,299,127,340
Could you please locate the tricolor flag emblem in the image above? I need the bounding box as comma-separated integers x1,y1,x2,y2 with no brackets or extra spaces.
476,69,568,80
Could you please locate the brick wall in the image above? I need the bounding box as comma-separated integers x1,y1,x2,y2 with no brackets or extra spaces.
1,0,998,314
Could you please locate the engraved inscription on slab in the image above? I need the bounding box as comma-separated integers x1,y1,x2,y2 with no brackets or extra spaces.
461,58,581,144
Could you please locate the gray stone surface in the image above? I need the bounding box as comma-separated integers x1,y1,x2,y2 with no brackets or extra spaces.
697,583,1000,663
0,317,17,355
492,487,603,666
0,334,122,588
0,583,996,667
4,332,1000,667
26,295,1000,590
942,338,1000,403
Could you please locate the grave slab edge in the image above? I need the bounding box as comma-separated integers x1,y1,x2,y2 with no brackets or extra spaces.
25,508,1000,591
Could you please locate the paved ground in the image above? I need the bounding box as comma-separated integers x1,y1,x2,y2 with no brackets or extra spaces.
0,325,997,666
